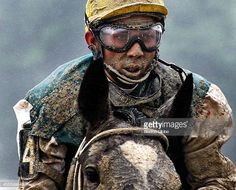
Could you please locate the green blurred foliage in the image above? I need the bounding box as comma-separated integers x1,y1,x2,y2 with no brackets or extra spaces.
0,0,235,179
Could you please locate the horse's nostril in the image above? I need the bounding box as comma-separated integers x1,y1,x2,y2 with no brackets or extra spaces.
123,183,135,190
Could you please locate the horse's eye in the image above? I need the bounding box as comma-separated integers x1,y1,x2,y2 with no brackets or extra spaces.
85,166,100,183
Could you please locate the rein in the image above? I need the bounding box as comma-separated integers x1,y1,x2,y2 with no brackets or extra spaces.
72,127,169,190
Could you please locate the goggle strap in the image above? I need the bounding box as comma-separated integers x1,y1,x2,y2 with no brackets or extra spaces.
84,12,90,26
158,59,187,83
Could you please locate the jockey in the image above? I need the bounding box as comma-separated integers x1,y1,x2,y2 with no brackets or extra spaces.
14,0,236,189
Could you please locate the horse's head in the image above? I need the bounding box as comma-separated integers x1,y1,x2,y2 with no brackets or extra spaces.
74,58,193,190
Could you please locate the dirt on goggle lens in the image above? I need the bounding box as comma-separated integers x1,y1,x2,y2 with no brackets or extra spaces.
93,23,163,52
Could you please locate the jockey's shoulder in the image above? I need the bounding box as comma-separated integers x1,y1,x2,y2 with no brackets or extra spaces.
25,53,93,107
156,61,211,101
158,61,231,118
190,72,232,121
24,54,93,141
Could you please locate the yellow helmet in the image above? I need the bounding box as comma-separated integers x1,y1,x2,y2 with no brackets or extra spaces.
85,0,168,26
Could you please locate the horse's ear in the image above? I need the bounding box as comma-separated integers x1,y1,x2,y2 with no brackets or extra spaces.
78,57,109,125
169,74,193,118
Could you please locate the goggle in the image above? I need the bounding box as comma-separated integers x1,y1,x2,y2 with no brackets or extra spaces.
91,23,163,53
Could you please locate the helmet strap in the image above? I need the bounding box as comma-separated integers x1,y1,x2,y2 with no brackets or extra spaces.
153,49,160,67
88,43,103,60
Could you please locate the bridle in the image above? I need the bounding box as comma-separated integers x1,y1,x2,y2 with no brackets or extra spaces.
72,127,169,190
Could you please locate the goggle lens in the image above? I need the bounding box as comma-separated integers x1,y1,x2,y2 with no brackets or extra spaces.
100,28,129,49
94,23,163,52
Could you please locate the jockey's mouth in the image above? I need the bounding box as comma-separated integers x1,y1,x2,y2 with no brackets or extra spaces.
104,63,152,87
122,66,142,78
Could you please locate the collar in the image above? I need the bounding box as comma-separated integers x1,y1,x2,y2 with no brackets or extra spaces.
109,72,162,107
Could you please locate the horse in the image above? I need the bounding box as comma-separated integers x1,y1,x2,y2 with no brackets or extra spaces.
66,57,193,190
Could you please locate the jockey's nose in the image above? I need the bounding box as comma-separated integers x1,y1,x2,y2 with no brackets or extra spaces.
126,43,144,57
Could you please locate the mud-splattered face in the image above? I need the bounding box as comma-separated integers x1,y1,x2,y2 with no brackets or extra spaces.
81,134,181,190
103,16,157,81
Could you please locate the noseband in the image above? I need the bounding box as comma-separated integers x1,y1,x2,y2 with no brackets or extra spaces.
72,127,169,190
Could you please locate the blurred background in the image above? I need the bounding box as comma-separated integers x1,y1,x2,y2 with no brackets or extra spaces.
0,0,235,179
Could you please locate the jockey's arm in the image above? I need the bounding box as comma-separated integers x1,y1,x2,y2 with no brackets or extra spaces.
18,137,67,190
183,84,236,189
14,100,67,190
